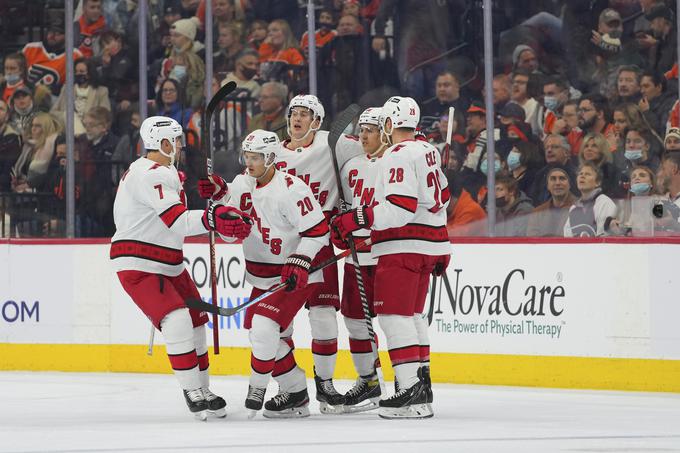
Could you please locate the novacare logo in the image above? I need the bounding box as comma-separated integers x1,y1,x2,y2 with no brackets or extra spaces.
427,268,566,324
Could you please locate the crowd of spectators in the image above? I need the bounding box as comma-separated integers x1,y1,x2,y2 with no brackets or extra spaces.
0,0,680,239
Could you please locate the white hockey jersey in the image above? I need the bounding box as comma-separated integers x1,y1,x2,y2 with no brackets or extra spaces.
225,171,330,290
371,139,451,257
339,153,382,266
110,157,207,276
276,131,362,214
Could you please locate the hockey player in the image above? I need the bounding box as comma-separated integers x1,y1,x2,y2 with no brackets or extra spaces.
331,97,451,419
334,107,386,413
277,94,362,413
200,129,330,419
111,116,248,420
200,95,362,413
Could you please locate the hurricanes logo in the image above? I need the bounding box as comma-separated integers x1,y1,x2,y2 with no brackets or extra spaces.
27,65,60,87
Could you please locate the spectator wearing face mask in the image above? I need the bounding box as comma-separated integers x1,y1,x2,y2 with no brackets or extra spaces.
493,175,534,237
222,49,262,98
158,18,206,109
8,85,39,139
607,165,662,236
1,53,52,111
507,141,543,202
51,58,111,136
541,77,571,140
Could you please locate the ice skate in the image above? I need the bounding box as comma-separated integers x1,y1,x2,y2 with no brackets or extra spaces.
378,380,433,420
418,366,433,409
245,385,266,419
343,374,381,413
202,388,227,418
314,373,346,414
183,388,209,421
263,388,310,419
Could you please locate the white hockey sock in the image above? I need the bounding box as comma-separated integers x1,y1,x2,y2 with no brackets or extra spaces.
413,313,430,369
378,314,420,390
248,315,280,389
344,317,374,377
272,324,306,393
161,308,201,391
193,325,210,389
309,305,338,380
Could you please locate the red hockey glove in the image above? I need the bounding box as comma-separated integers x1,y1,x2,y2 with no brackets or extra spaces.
203,205,252,239
330,223,349,250
198,174,228,200
281,254,311,291
432,254,451,277
330,205,374,240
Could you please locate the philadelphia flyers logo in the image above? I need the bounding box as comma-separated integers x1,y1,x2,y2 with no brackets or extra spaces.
27,65,60,87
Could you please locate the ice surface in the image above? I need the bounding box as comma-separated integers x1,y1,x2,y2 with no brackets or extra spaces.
1,372,679,453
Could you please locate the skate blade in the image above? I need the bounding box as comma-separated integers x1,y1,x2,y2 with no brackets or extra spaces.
193,410,209,421
319,401,345,415
208,408,227,418
343,398,380,414
246,409,259,419
378,403,433,420
262,405,310,419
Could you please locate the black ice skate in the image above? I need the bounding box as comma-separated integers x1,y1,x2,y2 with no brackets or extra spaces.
378,380,433,420
314,372,346,414
245,385,266,419
418,366,433,406
263,388,310,419
202,388,227,418
183,388,209,421
343,373,381,413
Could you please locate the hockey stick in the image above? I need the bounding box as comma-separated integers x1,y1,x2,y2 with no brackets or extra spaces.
186,237,372,317
327,103,386,390
147,325,155,356
204,81,238,355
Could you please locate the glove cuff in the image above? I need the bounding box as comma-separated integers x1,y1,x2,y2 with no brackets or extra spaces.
285,254,311,271
353,205,373,228
204,203,217,230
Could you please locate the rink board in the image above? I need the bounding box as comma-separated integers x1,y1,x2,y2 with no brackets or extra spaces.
1,238,680,392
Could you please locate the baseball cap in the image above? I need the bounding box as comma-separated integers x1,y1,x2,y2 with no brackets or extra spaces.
467,104,486,115
646,4,673,22
12,85,33,98
498,102,526,122
599,8,622,25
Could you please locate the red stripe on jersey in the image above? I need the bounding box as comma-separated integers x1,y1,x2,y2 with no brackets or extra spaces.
110,240,184,265
300,218,329,238
159,203,187,228
168,350,198,371
282,336,295,351
245,260,283,278
441,186,451,204
386,194,418,213
272,350,296,377
312,338,338,356
388,345,421,367
371,223,448,245
420,345,430,362
197,352,209,371
251,353,276,375
349,338,373,354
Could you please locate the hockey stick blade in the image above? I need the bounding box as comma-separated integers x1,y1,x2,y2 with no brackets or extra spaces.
206,81,236,120
328,104,361,154
186,237,372,317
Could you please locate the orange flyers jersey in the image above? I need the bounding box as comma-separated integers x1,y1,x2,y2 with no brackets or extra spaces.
22,42,83,89
301,29,337,49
